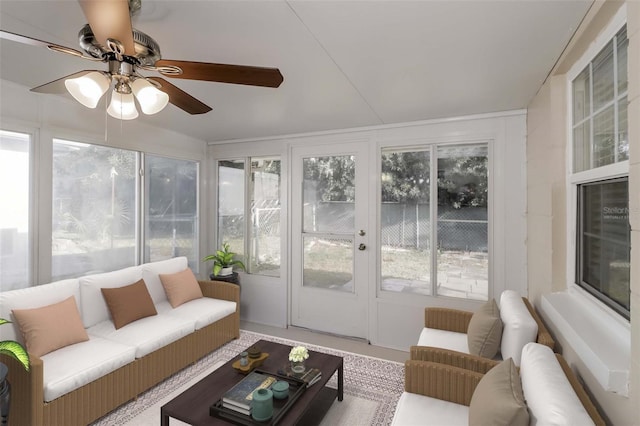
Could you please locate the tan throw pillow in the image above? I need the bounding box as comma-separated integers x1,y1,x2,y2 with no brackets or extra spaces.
159,268,203,308
467,299,503,358
469,358,529,426
12,296,89,358
101,279,158,329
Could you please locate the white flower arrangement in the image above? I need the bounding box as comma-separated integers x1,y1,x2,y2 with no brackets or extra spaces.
288,345,309,363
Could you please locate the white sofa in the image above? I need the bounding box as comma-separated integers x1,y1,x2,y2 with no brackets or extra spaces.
0,257,240,426
392,342,605,426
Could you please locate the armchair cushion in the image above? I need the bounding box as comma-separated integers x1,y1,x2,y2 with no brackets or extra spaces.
469,358,528,426
499,290,537,365
418,327,469,354
467,299,502,358
392,392,469,426
520,343,594,426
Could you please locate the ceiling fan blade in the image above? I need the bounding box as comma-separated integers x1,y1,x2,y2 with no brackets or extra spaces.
0,30,86,59
155,60,284,88
30,70,95,94
78,0,135,55
147,77,212,115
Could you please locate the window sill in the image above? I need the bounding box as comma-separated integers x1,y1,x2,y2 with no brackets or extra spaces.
540,286,630,397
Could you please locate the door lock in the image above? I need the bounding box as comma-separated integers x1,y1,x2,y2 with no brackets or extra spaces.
358,243,366,251
358,230,366,236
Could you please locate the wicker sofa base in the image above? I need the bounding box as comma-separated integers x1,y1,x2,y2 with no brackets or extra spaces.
2,280,240,426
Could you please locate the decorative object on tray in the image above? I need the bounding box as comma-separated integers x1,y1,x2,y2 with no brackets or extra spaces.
271,381,289,400
210,369,308,425
232,347,269,374
239,351,249,367
288,345,309,374
248,346,261,359
279,364,322,388
250,388,273,421
221,371,276,414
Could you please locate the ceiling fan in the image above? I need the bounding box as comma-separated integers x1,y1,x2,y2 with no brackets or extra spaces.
0,0,283,119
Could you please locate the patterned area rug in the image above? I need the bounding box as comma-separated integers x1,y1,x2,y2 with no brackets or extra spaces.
91,330,404,425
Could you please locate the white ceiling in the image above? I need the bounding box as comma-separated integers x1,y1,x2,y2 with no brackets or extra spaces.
0,0,593,142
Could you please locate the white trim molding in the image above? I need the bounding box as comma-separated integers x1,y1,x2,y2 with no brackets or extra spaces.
541,286,630,396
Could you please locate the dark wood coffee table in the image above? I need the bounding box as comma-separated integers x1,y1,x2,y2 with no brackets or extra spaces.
161,339,344,425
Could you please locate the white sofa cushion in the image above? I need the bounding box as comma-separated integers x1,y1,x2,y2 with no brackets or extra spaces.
0,279,80,343
79,265,143,328
520,343,594,426
88,314,194,358
499,290,537,366
391,391,469,426
142,257,189,304
418,327,469,354
156,298,237,330
41,336,135,402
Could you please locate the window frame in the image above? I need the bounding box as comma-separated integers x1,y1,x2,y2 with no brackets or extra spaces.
565,5,629,320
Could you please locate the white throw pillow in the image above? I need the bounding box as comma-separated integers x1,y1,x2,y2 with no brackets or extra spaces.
499,290,537,365
520,342,594,426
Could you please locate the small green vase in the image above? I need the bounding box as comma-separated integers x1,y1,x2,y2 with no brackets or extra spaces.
251,388,273,421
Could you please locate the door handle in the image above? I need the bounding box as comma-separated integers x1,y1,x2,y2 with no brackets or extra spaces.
358,243,366,251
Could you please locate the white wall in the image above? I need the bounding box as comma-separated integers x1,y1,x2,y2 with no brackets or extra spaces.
209,110,527,350
526,1,638,423
0,79,208,285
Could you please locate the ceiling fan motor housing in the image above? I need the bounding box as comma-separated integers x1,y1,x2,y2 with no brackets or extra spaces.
78,24,161,66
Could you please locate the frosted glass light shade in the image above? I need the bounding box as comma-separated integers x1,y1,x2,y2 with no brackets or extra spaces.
64,71,110,108
131,78,169,115
107,91,139,120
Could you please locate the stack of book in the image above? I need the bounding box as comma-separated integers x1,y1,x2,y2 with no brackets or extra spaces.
221,371,277,415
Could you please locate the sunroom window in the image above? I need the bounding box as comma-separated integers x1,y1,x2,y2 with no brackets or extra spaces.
380,144,489,300
0,130,32,290
216,157,281,277
570,24,629,319
52,139,200,279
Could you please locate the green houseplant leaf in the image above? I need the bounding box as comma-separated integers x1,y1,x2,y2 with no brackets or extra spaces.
0,318,30,371
202,242,246,276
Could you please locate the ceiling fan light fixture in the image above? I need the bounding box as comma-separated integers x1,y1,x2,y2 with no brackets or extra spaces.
107,91,139,120
64,71,110,108
131,78,169,115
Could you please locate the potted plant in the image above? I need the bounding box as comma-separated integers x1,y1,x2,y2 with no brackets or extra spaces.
202,242,246,278
1,318,30,423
